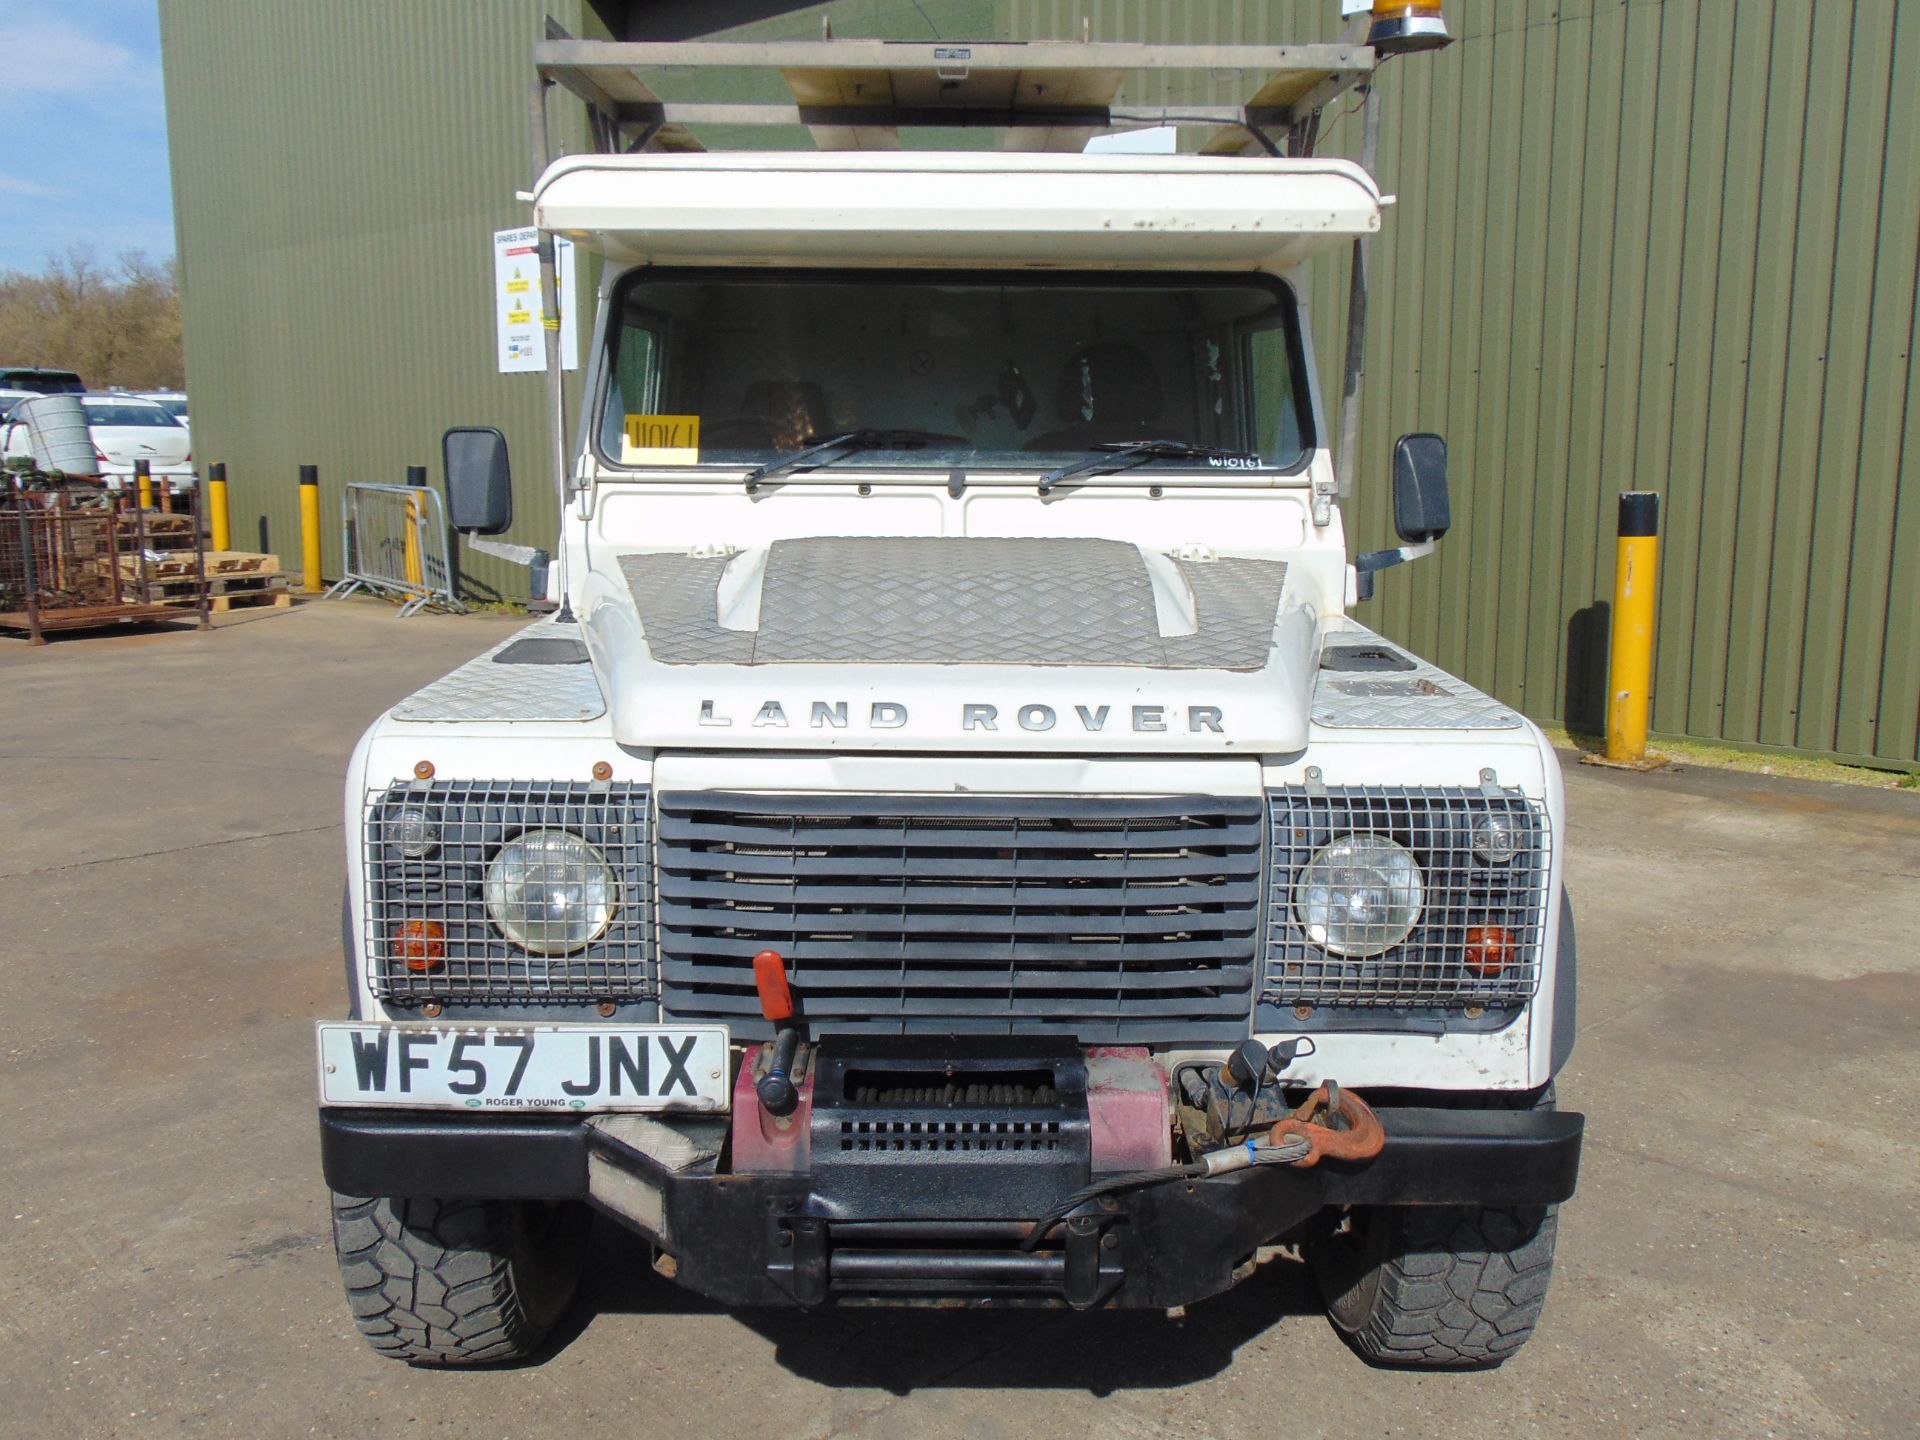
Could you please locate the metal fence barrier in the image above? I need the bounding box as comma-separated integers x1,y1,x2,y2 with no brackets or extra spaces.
326,483,465,617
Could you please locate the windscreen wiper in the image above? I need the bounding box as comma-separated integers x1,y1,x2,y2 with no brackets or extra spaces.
742,428,949,491
1035,439,1258,495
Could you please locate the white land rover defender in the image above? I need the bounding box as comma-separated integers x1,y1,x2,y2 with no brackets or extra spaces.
319,22,1582,1370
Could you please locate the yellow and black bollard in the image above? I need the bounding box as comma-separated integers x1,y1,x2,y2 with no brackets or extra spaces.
402,463,426,592
134,458,154,511
207,462,232,552
299,464,324,594
1599,491,1663,769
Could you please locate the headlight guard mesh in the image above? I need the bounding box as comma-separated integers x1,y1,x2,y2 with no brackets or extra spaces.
1264,784,1550,1009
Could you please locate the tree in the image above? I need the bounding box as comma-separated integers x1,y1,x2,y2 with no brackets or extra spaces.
0,246,185,390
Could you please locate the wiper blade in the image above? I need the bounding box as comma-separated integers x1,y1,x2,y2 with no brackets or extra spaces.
1036,439,1254,495
742,428,948,491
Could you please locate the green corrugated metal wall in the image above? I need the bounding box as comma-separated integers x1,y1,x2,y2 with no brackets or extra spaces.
1011,0,1920,769
158,0,999,603
157,0,609,603
162,1,1920,767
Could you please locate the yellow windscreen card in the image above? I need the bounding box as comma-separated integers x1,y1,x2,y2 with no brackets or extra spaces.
622,414,700,466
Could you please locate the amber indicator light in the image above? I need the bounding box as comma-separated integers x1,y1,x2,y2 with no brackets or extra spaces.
395,919,447,973
1463,925,1514,977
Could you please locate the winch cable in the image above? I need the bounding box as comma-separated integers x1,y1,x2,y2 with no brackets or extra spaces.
1020,1083,1387,1250
1020,1132,1315,1251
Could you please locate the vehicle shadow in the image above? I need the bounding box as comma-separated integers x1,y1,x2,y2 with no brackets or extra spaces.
1563,599,1611,738
547,1213,1328,1392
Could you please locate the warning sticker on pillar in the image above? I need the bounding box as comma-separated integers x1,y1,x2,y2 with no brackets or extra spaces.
493,226,578,374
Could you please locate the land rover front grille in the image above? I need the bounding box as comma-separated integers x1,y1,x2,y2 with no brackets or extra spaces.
1262,785,1550,1010
655,792,1264,1042
362,781,653,1003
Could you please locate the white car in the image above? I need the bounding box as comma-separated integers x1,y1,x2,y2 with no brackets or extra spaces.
139,390,190,433
2,393,194,488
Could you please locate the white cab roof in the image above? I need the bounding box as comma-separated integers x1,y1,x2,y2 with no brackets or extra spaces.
534,151,1380,271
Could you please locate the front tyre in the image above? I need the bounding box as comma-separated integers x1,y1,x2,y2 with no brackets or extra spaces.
1308,1201,1558,1369
1306,1086,1562,1369
330,1193,588,1366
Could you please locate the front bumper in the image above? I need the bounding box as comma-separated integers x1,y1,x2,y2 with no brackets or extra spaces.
99,465,194,488
319,1100,1583,1311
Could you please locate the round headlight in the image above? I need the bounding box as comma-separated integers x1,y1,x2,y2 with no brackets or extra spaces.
1294,834,1424,958
387,806,439,859
483,829,615,955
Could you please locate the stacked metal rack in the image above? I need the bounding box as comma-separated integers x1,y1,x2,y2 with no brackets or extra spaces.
0,474,211,643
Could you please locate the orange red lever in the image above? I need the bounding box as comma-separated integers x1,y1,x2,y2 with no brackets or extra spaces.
753,949,794,1023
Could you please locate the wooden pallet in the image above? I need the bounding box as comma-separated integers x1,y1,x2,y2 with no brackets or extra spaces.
130,570,293,612
207,588,293,613
125,512,198,539
112,511,202,553
108,550,280,581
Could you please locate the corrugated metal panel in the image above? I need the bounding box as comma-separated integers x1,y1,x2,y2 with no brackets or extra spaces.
1011,0,1920,767
158,0,605,603
1853,9,1920,764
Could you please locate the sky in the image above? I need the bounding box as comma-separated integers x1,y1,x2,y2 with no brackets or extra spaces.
0,0,173,275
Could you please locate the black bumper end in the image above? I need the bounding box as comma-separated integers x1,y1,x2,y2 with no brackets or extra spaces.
320,1111,591,1200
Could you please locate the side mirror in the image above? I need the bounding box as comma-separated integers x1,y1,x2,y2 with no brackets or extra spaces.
1354,432,1450,602
1392,432,1450,543
442,426,512,535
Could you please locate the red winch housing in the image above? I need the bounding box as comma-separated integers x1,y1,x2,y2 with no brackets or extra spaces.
729,1042,1171,1175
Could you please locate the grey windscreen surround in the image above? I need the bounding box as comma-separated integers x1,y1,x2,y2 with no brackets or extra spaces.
619,537,1285,669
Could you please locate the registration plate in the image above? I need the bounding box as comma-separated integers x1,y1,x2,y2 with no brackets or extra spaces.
316,1023,731,1113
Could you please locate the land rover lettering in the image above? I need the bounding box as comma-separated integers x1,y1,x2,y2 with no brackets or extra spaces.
694,700,1228,734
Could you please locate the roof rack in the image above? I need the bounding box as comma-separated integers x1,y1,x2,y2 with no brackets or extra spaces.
533,26,1375,160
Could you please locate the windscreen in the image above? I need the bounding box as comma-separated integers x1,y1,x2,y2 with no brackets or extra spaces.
6,371,84,395
81,400,179,428
597,271,1311,471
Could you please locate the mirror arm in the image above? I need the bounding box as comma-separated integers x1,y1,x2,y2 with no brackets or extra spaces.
1352,538,1436,601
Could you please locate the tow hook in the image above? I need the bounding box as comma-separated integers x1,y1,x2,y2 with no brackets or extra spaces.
1024,1080,1387,1247
1269,1081,1386,1168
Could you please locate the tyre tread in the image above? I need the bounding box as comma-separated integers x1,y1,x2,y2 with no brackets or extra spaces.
1344,1204,1559,1369
330,1193,550,1366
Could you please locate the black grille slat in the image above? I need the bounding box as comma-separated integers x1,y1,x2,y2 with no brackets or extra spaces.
659,902,1254,938
660,961,1257,992
663,990,1259,1020
658,877,1264,908
666,849,1255,880
657,792,1262,1042
654,823,1242,853
363,780,653,1004
658,934,1259,963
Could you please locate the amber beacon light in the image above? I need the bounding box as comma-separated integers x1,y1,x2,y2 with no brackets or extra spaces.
1368,1,1453,55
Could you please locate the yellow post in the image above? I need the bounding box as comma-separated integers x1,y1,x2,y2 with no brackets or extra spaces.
402,464,426,591
1605,491,1660,765
135,459,153,511
299,464,324,594
208,462,232,552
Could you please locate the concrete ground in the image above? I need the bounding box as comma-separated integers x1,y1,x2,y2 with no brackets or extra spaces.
2,599,1915,1439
